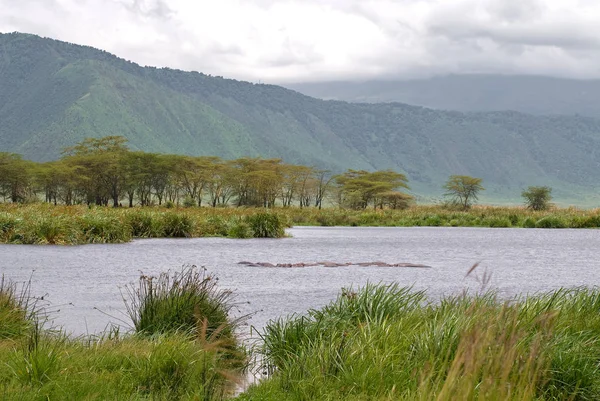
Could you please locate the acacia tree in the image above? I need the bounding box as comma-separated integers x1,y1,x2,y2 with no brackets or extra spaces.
63,136,129,206
443,175,484,210
335,169,411,209
522,186,552,211
0,153,34,202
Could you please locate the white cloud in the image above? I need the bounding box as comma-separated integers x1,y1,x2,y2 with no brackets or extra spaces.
1,0,600,82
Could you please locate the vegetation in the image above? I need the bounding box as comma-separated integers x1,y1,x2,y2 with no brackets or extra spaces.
3,33,600,202
0,204,598,245
522,186,553,211
0,270,247,400
242,283,600,400
444,175,485,210
4,268,600,399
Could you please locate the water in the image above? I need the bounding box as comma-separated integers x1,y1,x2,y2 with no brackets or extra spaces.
0,227,598,336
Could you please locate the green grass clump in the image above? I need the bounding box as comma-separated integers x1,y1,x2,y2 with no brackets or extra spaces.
0,204,599,245
535,216,567,229
78,213,132,243
243,285,600,401
123,267,244,346
0,269,246,400
245,213,285,238
198,215,229,237
127,211,162,237
161,212,194,238
0,330,243,400
227,218,255,239
0,277,35,339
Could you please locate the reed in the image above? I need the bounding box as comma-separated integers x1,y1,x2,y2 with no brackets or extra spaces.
0,269,247,400
0,204,598,245
242,285,600,400
0,276,36,339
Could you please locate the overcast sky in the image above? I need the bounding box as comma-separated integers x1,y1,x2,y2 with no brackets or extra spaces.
2,0,600,83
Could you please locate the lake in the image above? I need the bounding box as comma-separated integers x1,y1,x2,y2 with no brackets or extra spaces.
0,227,598,336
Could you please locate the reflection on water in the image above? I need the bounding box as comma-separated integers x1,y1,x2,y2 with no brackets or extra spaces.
0,226,598,335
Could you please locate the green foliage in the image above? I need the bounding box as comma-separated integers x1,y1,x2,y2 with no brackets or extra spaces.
444,175,485,210
4,33,600,202
123,267,242,343
246,285,600,401
0,277,35,339
245,213,286,238
227,218,255,239
161,212,194,238
522,186,553,211
535,216,566,229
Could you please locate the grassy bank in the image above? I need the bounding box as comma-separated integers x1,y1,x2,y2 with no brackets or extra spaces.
0,204,599,244
0,268,248,400
241,284,600,401
3,268,600,400
0,204,287,244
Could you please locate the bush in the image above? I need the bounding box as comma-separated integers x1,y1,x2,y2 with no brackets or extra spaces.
182,196,196,208
523,217,537,228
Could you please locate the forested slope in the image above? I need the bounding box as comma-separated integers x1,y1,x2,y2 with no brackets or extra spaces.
2,32,600,202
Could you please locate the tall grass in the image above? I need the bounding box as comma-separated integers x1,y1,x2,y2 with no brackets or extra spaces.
0,204,291,244
242,285,600,400
0,204,599,244
0,276,38,339
123,266,245,342
0,269,247,400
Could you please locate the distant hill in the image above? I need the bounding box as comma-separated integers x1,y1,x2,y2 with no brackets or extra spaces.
285,75,600,118
1,32,600,205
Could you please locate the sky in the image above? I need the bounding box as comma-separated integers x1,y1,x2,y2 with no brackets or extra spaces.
1,0,600,83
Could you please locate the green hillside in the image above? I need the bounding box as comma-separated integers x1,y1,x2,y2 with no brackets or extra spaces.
1,32,600,204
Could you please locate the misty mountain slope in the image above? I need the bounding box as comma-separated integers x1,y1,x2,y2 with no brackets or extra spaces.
1,32,600,203
285,75,600,118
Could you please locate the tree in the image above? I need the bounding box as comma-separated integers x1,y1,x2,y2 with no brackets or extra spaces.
443,175,484,209
522,186,552,211
335,169,410,209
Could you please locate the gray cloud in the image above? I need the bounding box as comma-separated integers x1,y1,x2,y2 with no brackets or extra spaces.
1,0,600,82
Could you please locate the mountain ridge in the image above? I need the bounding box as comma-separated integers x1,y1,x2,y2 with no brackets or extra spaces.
284,75,600,117
1,32,600,205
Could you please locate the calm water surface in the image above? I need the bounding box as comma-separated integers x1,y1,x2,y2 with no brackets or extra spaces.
0,227,598,335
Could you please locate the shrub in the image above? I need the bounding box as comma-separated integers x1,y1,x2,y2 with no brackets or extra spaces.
182,196,196,208
523,217,537,228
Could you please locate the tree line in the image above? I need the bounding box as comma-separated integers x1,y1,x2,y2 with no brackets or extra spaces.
0,136,414,209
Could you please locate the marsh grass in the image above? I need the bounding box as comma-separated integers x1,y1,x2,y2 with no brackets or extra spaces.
0,204,598,244
0,276,37,339
242,284,600,401
123,266,248,355
0,269,247,400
